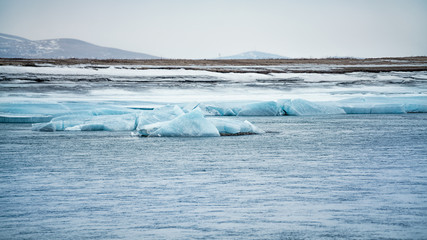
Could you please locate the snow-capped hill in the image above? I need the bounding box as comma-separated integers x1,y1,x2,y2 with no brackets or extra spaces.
219,51,286,59
0,33,159,59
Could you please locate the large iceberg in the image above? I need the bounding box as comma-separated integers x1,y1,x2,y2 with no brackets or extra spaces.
136,108,264,137
278,99,346,116
0,102,66,123
29,104,264,137
209,118,264,136
194,97,427,116
196,101,284,116
136,105,185,129
137,109,220,137
197,99,344,116
337,97,427,114
237,101,284,116
32,113,138,132
196,103,238,116
0,102,133,123
340,104,406,114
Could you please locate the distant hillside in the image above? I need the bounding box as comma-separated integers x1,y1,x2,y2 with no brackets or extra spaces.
218,51,287,59
0,33,159,59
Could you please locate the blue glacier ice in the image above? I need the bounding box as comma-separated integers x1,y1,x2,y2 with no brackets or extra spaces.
32,113,138,132
66,114,138,131
0,102,133,123
136,108,263,137
0,102,66,123
196,97,426,116
197,101,284,116
136,105,184,130
404,103,427,113
29,104,264,137
197,99,346,116
0,115,53,123
278,99,346,116
340,104,406,114
236,101,284,116
0,102,69,116
337,96,427,114
137,108,220,137
197,103,238,116
209,118,264,135
6,96,427,135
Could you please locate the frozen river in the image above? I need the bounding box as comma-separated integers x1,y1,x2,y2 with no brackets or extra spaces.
0,63,427,239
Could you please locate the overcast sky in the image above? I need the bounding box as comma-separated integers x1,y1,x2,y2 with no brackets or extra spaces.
0,0,426,59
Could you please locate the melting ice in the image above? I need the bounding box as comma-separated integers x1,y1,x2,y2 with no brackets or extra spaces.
0,65,426,137
26,104,264,137
0,96,425,137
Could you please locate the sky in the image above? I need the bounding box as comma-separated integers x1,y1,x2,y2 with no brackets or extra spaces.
0,0,426,59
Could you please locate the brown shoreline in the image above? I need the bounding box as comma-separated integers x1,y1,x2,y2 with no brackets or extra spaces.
1,56,426,74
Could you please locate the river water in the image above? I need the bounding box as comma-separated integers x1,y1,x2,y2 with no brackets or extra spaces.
1,114,426,239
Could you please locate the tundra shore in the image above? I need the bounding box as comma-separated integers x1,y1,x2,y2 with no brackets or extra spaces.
1,56,427,74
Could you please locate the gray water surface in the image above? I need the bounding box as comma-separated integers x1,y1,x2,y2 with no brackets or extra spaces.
1,114,427,239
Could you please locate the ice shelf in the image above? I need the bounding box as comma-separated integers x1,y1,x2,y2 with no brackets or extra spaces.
1,96,425,136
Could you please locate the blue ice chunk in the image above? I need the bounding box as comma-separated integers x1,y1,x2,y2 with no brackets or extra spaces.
337,96,427,114
68,114,138,131
200,104,237,116
404,103,427,113
53,105,133,118
367,104,406,114
278,99,345,116
0,102,134,123
0,102,67,123
340,106,371,114
236,101,284,116
0,102,69,116
0,115,52,123
189,102,237,116
136,105,184,129
32,113,93,131
80,124,105,131
196,97,426,116
197,101,283,116
32,113,138,131
400,96,427,113
209,118,264,135
341,104,406,114
32,122,56,132
137,108,220,137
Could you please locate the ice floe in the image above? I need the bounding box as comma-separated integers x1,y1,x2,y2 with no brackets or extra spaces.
1,96,426,136
136,108,220,137
209,118,264,136
337,96,427,114
278,99,346,116
32,113,138,132
25,104,264,137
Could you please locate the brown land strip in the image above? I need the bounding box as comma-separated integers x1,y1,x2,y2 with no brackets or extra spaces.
1,57,426,74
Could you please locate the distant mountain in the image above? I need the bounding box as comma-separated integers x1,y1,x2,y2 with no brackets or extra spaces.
218,51,287,59
0,33,159,59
